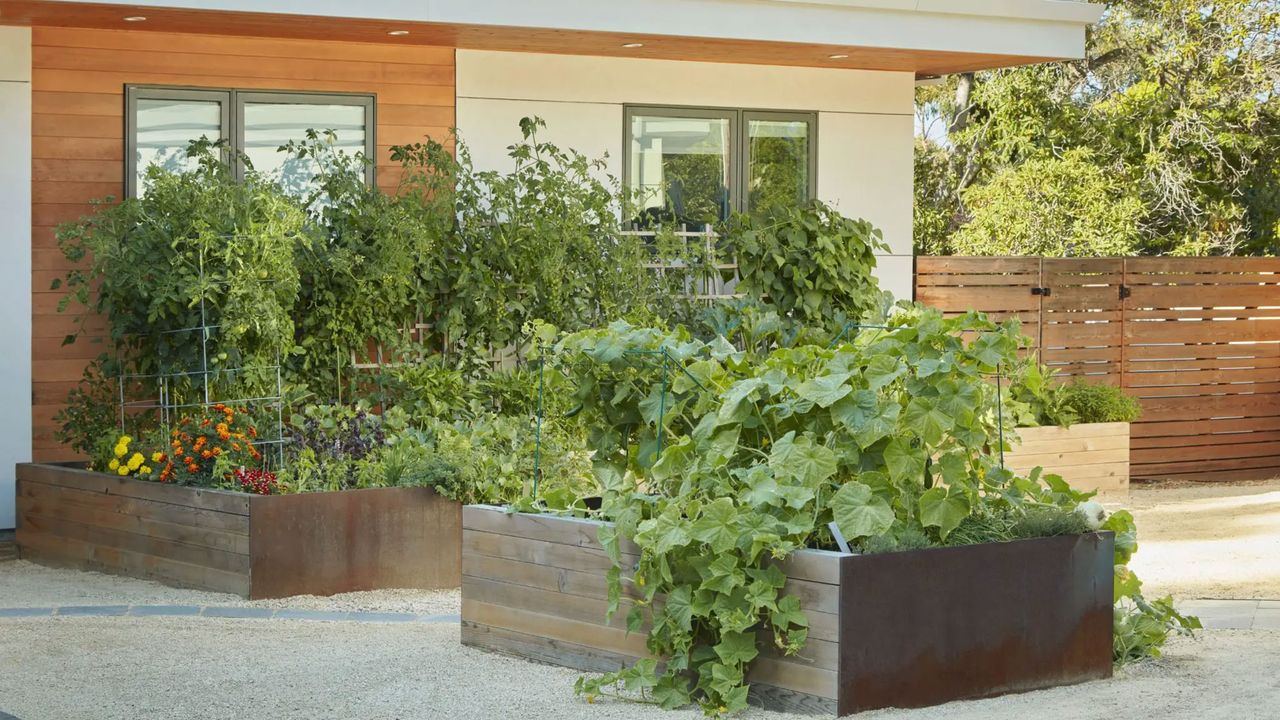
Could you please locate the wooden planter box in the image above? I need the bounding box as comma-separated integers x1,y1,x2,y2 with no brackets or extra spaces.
1005,422,1130,498
15,463,461,599
461,505,1113,716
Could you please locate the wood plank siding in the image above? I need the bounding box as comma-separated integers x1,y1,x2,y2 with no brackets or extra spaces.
30,27,455,460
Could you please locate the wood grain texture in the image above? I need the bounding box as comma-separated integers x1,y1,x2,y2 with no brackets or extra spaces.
916,256,1280,483
16,463,463,598
460,505,847,707
248,485,462,599
1,0,1066,76
27,25,455,461
1004,423,1130,497
16,463,252,594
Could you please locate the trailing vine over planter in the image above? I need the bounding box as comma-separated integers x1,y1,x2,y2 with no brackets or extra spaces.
557,307,1195,715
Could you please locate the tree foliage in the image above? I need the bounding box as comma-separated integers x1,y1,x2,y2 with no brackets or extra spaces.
917,0,1280,256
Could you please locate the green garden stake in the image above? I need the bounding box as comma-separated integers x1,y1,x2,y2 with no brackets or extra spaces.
656,350,669,462
996,363,1005,469
532,356,546,499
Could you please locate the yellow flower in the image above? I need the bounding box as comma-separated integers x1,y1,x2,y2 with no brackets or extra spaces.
120,435,133,443
114,444,127,458
151,452,164,463
116,465,130,476
108,459,120,470
127,453,145,471
140,466,152,475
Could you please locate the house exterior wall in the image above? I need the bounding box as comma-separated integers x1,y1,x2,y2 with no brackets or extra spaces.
28,26,456,462
1,26,33,529
455,50,916,299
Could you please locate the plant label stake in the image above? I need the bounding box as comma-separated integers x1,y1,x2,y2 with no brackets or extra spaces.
828,521,853,554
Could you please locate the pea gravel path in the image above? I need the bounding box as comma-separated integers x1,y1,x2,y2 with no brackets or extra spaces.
0,615,1274,720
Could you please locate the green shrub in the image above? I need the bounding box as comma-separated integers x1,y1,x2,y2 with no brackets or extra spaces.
1061,381,1142,424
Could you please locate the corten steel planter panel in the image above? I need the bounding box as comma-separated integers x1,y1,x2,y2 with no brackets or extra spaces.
836,532,1114,714
15,463,461,599
461,505,1114,717
249,485,461,599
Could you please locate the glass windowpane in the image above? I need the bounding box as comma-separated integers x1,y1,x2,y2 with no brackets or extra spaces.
243,102,367,195
134,98,223,195
629,113,732,226
747,118,811,215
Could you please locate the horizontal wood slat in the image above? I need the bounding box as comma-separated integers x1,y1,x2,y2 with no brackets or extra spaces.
461,506,846,708
917,256,1280,483
1004,423,1129,496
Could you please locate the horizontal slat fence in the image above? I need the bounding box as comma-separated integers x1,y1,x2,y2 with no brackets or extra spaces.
916,257,1280,482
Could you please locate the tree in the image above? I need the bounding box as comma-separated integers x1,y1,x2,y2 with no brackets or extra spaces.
917,0,1280,257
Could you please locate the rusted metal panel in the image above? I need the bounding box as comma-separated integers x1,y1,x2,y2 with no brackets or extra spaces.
836,532,1114,715
248,486,461,599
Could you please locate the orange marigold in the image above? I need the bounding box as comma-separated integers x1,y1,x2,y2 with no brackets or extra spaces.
201,450,213,459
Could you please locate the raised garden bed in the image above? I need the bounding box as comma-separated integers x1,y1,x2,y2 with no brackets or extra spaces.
1005,422,1130,498
461,505,1113,716
15,462,461,599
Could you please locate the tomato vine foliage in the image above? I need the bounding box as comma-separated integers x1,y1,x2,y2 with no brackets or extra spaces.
561,307,1105,714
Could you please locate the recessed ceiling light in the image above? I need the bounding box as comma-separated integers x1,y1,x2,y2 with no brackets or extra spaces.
828,53,849,59
387,30,410,36
123,15,147,22
622,42,644,48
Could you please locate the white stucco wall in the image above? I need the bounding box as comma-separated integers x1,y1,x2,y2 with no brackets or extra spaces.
456,50,916,299
0,26,33,530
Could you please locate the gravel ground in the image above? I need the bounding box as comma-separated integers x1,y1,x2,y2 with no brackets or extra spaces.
1126,479,1280,600
2,481,1279,718
0,617,1275,720
0,560,460,615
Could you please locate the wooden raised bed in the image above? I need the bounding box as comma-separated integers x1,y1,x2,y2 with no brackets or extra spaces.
15,463,461,599
461,505,1114,716
1005,422,1130,498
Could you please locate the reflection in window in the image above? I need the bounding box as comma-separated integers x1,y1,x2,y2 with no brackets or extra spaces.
243,103,368,196
629,113,732,227
747,118,811,215
134,98,223,195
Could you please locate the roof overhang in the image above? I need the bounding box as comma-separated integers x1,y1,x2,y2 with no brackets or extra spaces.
0,0,1104,77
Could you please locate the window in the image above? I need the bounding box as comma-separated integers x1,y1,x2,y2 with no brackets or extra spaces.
126,86,375,198
624,106,816,226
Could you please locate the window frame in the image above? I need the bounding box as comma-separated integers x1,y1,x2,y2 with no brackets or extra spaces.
622,104,818,219
235,90,377,187
125,85,377,198
125,86,232,199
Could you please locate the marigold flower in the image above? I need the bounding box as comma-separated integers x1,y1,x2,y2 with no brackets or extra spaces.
127,453,144,471
108,458,120,470
151,452,166,463
140,465,152,475
184,456,195,464
231,443,241,452
201,450,213,459
201,418,211,427
248,427,258,438
187,464,199,473
212,447,222,456
113,444,127,458
116,465,130,476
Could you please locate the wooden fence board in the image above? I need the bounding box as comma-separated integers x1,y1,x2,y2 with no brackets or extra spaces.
916,256,1280,482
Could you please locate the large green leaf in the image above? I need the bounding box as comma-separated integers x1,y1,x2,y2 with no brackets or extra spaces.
903,397,954,447
884,437,926,484
918,487,971,539
717,378,766,426
830,481,895,539
713,631,759,666
690,498,742,554
768,432,838,485
794,372,853,408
